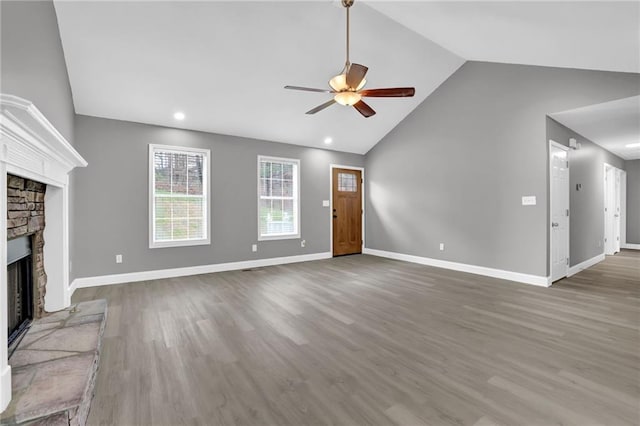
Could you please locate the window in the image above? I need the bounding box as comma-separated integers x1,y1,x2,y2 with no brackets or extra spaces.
258,156,300,240
149,144,210,248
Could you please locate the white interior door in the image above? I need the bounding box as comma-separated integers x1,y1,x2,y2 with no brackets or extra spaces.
614,170,621,253
604,165,621,255
604,166,613,254
620,171,627,248
550,143,570,282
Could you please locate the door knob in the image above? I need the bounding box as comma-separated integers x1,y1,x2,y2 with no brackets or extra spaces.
552,222,559,227
333,215,338,218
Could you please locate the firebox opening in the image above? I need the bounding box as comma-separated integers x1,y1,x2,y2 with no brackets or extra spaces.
7,235,34,350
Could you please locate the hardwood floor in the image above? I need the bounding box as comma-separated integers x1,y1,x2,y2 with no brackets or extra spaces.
72,251,640,426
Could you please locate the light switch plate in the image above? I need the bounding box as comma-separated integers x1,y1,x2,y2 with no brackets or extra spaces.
522,196,536,206
322,200,330,207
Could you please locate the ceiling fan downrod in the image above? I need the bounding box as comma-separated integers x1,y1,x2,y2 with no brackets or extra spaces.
343,0,354,71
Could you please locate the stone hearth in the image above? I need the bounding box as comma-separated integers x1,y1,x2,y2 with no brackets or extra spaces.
0,300,107,426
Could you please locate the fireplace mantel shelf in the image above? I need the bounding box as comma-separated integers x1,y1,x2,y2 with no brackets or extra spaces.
1,94,88,412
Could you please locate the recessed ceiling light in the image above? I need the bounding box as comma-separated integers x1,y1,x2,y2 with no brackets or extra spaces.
173,112,185,121
324,137,333,145
626,142,640,148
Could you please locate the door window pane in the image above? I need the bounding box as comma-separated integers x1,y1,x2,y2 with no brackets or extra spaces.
338,172,357,192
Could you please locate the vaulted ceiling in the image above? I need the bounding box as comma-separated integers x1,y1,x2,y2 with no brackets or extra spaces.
53,1,639,155
367,1,639,74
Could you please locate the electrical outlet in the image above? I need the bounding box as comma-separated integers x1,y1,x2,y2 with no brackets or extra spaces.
439,243,445,251
301,240,306,248
116,254,123,264
252,244,257,252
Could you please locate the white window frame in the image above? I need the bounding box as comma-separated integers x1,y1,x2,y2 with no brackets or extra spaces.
149,144,211,249
257,155,301,241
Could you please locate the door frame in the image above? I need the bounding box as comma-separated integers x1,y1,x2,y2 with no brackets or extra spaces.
603,163,626,255
329,164,365,256
549,140,570,282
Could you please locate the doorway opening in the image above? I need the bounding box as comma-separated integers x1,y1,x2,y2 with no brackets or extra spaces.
330,165,364,257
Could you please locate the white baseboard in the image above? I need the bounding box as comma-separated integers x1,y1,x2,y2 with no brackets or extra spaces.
0,364,11,412
622,243,640,250
362,248,550,287
71,252,332,291
69,279,79,296
568,253,605,277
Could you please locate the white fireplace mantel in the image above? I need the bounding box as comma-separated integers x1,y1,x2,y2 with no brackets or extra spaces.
0,94,87,412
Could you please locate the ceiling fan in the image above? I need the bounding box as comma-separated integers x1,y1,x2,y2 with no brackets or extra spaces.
284,0,415,118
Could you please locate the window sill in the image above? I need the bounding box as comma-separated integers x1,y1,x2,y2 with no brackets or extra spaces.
150,238,211,249
258,233,300,242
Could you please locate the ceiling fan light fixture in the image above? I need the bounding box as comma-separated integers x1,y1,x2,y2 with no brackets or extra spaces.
330,72,366,92
329,74,348,91
334,91,361,106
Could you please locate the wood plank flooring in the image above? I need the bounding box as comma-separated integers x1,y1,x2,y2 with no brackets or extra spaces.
72,250,640,426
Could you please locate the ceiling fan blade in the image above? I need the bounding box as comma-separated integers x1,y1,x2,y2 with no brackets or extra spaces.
346,63,368,89
353,100,376,118
306,99,337,115
360,87,416,98
285,85,334,93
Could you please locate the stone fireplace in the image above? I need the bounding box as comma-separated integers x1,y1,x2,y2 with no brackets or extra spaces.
7,175,47,327
0,94,87,412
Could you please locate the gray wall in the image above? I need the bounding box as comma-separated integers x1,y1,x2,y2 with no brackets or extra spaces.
72,115,364,278
626,159,640,244
546,118,625,266
0,0,75,143
365,61,640,277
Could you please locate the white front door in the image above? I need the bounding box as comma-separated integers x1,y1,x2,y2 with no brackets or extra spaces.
550,143,569,282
